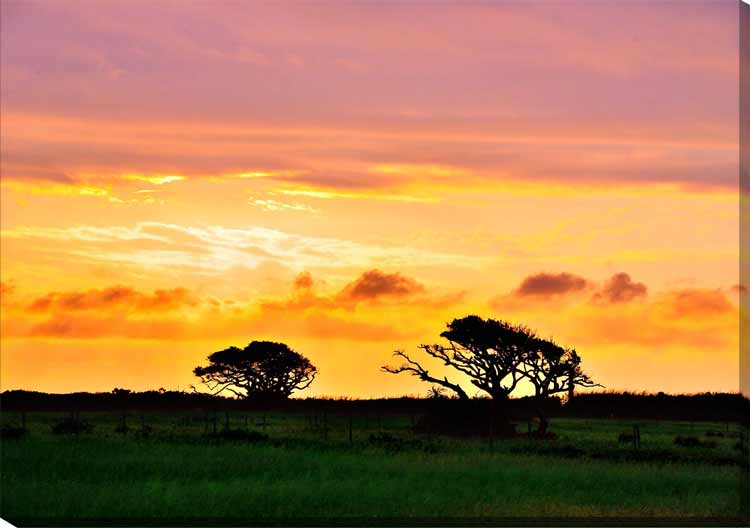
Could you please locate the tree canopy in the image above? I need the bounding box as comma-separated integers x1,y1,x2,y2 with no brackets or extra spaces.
382,315,598,404
193,341,317,400
521,339,598,399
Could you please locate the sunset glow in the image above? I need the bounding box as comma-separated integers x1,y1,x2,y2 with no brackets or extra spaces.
0,1,741,397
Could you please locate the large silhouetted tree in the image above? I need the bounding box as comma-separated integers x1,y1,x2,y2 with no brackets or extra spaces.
382,315,598,434
382,315,535,403
193,341,317,401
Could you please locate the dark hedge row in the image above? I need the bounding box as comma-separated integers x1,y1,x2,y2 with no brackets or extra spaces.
1,389,747,423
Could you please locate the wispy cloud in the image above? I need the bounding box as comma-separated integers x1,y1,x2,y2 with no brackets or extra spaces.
1,222,488,274
121,174,185,185
249,197,319,213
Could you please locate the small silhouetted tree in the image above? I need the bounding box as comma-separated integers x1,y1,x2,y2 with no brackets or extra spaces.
521,339,601,434
193,341,317,401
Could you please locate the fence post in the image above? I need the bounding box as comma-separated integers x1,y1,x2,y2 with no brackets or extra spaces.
348,415,353,446
638,425,641,448
488,400,495,449
225,411,230,430
632,424,640,449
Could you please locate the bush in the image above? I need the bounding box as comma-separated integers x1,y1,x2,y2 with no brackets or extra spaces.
674,436,716,449
510,444,583,459
0,425,27,440
368,432,403,451
414,401,517,437
206,429,269,443
134,424,153,439
367,432,438,453
51,417,93,435
114,424,129,434
732,441,749,456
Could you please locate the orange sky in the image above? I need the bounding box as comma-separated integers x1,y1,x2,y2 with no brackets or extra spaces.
0,1,743,397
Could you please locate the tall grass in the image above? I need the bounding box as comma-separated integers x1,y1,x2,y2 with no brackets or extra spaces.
1,436,740,521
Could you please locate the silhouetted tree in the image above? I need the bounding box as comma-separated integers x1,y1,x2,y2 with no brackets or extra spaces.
383,315,535,404
111,388,132,398
383,315,599,435
521,339,600,434
193,341,317,401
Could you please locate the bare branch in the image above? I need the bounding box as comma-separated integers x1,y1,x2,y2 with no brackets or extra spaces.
382,350,469,400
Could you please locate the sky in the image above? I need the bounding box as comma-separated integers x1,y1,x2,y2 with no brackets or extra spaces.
0,0,743,397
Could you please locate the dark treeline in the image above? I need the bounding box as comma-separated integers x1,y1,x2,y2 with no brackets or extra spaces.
1,389,747,424
565,391,749,423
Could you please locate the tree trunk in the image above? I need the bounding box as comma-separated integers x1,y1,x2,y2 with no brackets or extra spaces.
491,392,513,435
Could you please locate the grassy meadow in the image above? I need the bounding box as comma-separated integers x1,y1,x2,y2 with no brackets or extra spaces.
0,410,746,523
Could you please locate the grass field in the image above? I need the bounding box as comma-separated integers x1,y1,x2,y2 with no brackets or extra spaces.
1,411,746,523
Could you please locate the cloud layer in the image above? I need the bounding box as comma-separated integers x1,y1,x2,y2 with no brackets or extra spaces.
1,2,738,199
26,286,196,313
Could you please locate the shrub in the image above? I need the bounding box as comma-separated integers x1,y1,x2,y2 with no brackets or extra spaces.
413,402,517,437
207,429,269,443
134,424,153,439
114,424,129,434
732,441,749,456
367,432,438,453
0,425,27,440
674,436,716,449
51,417,93,435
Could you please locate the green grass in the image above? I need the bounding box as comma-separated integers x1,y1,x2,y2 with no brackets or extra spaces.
0,413,745,522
